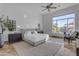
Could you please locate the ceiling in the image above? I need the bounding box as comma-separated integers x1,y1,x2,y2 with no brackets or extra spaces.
0,3,78,15
41,3,78,14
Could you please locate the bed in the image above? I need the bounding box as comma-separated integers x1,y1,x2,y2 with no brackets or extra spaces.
23,31,49,46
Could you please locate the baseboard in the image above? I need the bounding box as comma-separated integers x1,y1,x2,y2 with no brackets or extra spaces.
50,36,63,38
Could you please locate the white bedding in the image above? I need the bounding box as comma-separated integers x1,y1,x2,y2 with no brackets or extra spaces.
23,32,49,46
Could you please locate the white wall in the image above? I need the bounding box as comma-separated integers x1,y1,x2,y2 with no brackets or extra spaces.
0,4,43,30
42,4,79,36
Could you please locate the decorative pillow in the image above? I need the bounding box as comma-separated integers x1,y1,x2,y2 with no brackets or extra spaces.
31,31,37,34
31,31,35,34
34,31,37,34
25,31,37,36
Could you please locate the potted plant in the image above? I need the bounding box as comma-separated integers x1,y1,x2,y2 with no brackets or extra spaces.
3,16,15,31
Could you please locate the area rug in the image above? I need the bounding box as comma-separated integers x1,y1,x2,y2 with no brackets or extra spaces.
55,47,76,56
0,43,18,56
12,39,63,56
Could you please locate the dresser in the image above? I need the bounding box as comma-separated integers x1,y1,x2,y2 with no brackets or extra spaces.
8,33,22,43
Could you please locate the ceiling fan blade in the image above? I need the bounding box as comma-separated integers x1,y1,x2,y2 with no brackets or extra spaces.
50,7,57,9
48,3,53,7
42,8,47,11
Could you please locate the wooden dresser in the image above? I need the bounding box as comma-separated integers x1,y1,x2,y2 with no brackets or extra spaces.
8,33,22,43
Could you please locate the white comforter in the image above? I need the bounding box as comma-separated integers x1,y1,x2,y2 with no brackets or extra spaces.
24,33,49,46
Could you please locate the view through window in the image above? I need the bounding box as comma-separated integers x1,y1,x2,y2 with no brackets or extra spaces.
52,13,75,33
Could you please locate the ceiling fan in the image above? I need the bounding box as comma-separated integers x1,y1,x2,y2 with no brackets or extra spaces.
41,3,60,12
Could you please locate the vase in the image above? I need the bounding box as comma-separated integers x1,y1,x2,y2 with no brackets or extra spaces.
0,34,4,48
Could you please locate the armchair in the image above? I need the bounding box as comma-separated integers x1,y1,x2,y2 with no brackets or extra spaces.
64,32,78,44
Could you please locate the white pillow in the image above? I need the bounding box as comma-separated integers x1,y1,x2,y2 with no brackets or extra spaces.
26,31,32,35
33,31,37,34
25,31,37,36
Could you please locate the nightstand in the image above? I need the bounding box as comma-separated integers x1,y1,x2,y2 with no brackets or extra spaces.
37,30,44,33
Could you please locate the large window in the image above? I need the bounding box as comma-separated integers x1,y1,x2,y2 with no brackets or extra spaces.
52,13,75,33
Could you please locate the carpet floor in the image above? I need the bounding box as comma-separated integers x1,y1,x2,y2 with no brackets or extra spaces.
0,37,76,56
12,37,76,56
12,38,64,56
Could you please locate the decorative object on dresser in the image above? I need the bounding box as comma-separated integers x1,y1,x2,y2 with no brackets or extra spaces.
0,34,4,48
0,16,4,48
8,33,22,43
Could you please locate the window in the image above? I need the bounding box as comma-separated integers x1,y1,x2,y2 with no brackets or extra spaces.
52,13,75,33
